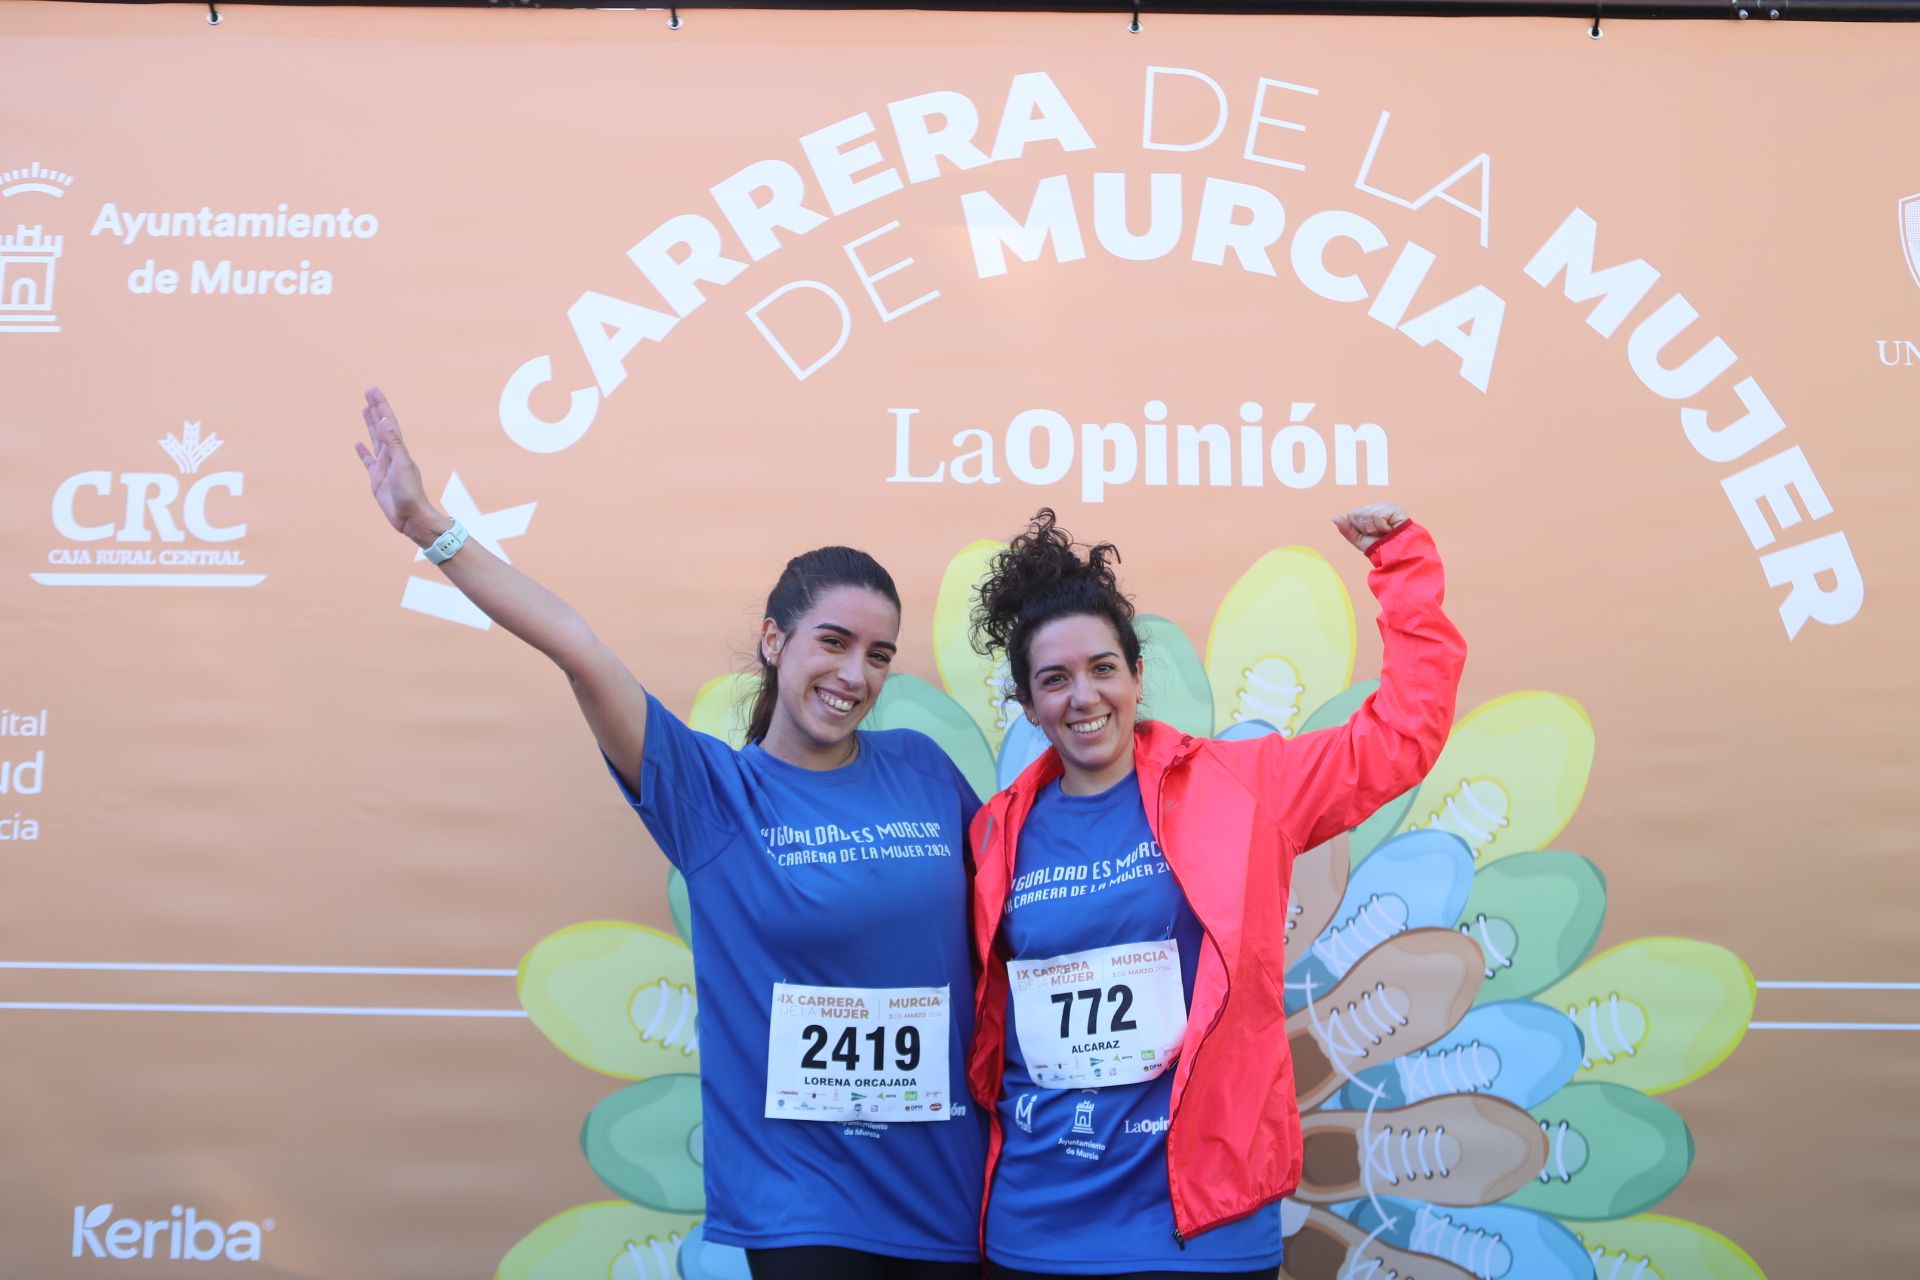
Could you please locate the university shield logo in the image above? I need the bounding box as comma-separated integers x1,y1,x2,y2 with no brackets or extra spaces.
1901,193,1920,289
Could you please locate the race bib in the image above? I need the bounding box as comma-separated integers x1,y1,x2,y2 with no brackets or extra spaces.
1009,940,1187,1089
764,983,953,1122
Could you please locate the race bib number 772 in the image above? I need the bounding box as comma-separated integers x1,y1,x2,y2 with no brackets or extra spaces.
1009,940,1186,1089
764,983,952,1122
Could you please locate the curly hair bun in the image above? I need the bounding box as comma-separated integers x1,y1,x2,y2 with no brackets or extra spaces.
970,509,1138,701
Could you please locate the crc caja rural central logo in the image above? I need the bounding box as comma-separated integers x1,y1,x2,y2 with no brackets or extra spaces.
33,420,264,589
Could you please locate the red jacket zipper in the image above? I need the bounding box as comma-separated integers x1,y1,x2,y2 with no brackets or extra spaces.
1153,734,1232,1248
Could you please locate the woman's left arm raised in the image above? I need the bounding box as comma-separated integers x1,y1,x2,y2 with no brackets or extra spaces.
1259,502,1467,851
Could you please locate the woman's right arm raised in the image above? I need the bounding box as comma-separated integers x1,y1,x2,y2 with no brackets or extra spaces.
355,387,649,789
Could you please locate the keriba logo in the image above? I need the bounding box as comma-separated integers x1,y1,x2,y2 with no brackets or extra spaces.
71,1203,272,1262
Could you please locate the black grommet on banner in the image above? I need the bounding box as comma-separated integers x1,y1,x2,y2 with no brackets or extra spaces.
668,6,681,29
206,2,220,25
1589,3,1603,37
1129,5,1142,33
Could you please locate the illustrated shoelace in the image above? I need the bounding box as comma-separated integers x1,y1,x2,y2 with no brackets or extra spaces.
1460,912,1516,979
1364,1120,1455,1188
1537,1118,1577,1183
1568,993,1639,1068
624,1235,682,1280
986,661,1018,733
635,978,699,1056
1418,778,1511,852
1233,656,1304,730
1588,1246,1653,1280
1410,1205,1514,1280
1324,982,1412,1065
1336,1256,1405,1280
1398,1038,1499,1101
1313,893,1411,973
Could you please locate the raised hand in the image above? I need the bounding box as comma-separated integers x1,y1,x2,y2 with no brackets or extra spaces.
350,391,651,784
354,386,441,545
1332,501,1409,553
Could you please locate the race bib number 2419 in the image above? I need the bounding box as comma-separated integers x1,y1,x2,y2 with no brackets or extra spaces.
764,983,952,1123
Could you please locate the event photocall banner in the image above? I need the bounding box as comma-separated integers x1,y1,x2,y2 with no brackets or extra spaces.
1,1,1915,1275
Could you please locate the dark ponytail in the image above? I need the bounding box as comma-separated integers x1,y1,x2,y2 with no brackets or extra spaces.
970,509,1141,704
745,546,901,744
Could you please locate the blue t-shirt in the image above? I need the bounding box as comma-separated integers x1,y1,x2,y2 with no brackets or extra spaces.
613,694,986,1261
987,775,1284,1274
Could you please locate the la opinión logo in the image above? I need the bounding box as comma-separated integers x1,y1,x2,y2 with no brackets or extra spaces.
71,1203,273,1262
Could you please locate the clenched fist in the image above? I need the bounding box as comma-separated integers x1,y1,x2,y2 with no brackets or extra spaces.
1332,502,1409,553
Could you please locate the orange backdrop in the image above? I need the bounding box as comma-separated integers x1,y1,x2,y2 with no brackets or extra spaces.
2,3,1917,1277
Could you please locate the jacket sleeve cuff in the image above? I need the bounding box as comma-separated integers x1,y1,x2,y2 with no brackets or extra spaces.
1364,518,1420,567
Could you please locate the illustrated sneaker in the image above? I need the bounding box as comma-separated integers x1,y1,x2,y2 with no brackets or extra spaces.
677,1221,752,1280
1454,851,1607,1006
866,673,996,800
1344,1197,1594,1280
1291,928,1484,1110
1286,830,1476,1014
1228,655,1308,734
1398,692,1595,867
996,712,1049,789
1285,832,1350,973
1297,679,1418,865
1335,998,1584,1112
932,538,1017,756
496,1201,701,1280
1297,1094,1547,1206
1216,717,1280,741
689,672,756,748
583,1073,705,1214
1281,1205,1476,1280
668,868,693,947
1138,614,1215,738
1534,937,1755,1095
1576,1213,1766,1280
1506,1082,1693,1221
1204,545,1357,736
518,922,700,1078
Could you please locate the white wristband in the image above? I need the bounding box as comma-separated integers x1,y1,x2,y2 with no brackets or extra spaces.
424,520,470,565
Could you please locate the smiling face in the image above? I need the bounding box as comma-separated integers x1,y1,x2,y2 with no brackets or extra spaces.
758,584,901,770
1022,612,1144,796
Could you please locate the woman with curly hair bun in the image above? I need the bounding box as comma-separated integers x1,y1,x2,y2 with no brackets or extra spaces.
964,504,1466,1280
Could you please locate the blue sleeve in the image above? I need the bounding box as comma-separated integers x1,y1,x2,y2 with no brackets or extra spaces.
952,756,982,857
913,731,982,862
603,692,745,875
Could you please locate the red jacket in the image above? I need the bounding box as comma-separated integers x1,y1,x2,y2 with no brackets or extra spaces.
965,523,1466,1243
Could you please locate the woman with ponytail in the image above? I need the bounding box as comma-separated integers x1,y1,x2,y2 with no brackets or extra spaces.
357,390,984,1280
965,505,1466,1280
